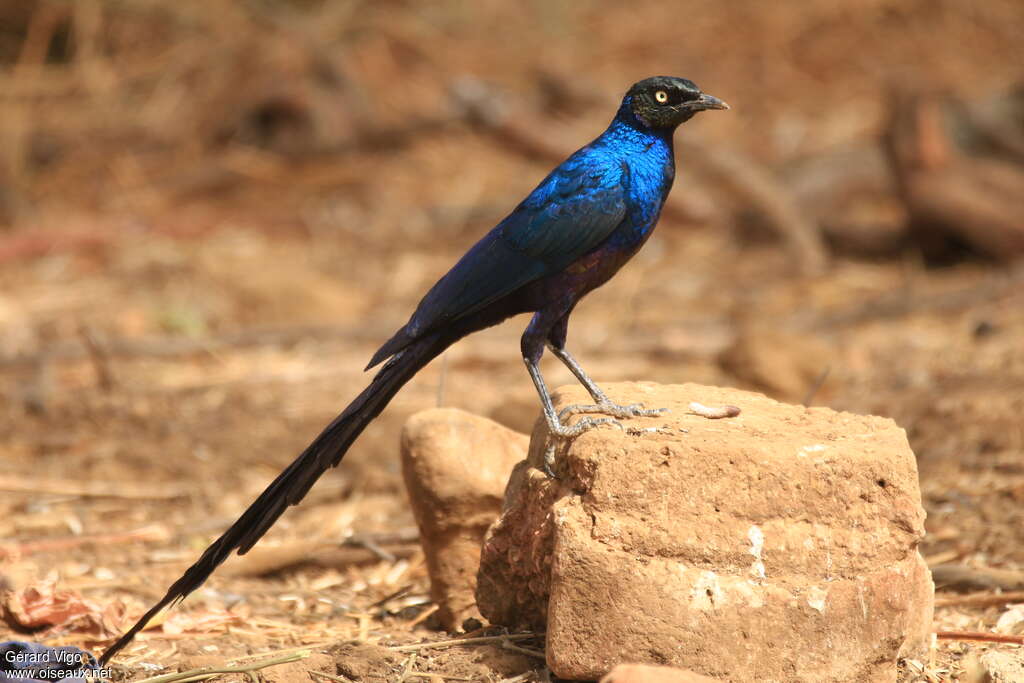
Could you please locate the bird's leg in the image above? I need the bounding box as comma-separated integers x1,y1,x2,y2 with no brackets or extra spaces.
522,312,623,477
523,357,624,439
547,345,668,422
523,357,623,477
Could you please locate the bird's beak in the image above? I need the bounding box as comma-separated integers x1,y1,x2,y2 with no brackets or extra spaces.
692,93,729,111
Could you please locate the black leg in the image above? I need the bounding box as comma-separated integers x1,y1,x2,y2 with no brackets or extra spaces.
547,345,611,403
521,311,623,476
545,314,669,422
522,355,623,439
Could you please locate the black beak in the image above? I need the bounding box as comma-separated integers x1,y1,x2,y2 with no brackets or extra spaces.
691,93,729,111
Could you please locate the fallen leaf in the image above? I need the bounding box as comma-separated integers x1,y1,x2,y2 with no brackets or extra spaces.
1,571,126,637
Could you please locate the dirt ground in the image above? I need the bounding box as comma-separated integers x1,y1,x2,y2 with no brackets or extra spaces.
2,1,1024,681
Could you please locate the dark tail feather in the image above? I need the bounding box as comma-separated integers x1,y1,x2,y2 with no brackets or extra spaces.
99,332,447,665
365,325,413,371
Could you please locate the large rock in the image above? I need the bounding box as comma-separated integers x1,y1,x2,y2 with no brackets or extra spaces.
401,408,529,631
477,382,933,682
601,664,721,683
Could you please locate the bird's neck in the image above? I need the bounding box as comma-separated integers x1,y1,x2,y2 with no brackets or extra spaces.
606,100,676,155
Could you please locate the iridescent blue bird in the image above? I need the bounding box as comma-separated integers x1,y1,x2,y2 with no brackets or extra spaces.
100,76,728,664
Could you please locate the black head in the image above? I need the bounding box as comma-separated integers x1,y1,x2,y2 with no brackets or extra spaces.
626,76,728,129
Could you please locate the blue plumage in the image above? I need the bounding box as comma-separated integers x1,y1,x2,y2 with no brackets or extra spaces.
390,148,629,347
100,76,728,665
368,79,723,369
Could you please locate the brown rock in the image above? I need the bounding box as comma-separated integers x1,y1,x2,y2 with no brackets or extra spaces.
978,650,1024,682
886,89,1024,263
327,642,403,681
477,382,933,682
718,325,832,403
401,408,529,631
487,388,544,435
601,663,721,683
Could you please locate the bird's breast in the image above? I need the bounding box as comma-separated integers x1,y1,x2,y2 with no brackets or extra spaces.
613,151,672,243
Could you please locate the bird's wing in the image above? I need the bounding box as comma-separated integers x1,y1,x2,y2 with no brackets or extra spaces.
407,153,630,336
364,151,630,369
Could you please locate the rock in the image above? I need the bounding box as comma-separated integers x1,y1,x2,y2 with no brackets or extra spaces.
885,89,1024,263
600,663,721,683
477,382,933,682
718,325,833,403
487,389,543,435
328,642,403,681
401,408,529,631
978,650,1024,682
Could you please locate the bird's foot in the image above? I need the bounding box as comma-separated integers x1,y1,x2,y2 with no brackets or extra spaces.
558,401,668,422
549,415,625,438
542,445,558,479
541,415,624,479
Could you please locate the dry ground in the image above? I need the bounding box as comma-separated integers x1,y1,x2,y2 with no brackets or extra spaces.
2,1,1024,681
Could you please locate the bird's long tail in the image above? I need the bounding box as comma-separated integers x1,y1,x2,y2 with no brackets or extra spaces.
99,331,449,665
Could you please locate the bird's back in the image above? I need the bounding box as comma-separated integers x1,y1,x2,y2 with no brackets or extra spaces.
367,137,648,367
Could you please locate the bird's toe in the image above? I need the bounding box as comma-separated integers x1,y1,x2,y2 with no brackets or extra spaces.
558,403,604,420
550,415,624,438
624,402,669,417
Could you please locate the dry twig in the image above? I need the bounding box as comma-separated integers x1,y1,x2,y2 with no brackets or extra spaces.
222,531,420,577
0,323,389,370
935,591,1024,608
935,631,1024,645
932,564,1024,593
690,141,828,274
0,475,188,500
78,324,116,391
501,639,545,659
133,650,310,683
397,652,418,683
0,524,170,558
310,671,354,683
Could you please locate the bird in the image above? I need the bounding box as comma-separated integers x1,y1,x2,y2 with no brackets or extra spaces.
99,76,728,665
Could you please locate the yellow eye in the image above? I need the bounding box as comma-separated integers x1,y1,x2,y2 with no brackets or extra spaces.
654,90,669,103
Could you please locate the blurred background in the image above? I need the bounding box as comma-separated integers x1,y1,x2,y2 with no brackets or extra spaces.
1,0,1023,678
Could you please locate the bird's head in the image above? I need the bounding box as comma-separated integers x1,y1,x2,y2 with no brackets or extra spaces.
626,76,729,129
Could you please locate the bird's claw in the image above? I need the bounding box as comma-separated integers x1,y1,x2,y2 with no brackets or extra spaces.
540,404,665,478
541,416,623,479
549,415,624,438
542,445,558,479
558,401,668,422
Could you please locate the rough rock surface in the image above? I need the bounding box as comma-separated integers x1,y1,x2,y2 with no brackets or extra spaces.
477,382,934,682
401,408,529,631
600,663,721,683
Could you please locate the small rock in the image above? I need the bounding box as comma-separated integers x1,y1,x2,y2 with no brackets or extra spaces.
327,642,402,681
718,325,832,403
401,408,528,631
980,649,1024,682
886,89,1024,263
477,382,934,682
600,663,720,683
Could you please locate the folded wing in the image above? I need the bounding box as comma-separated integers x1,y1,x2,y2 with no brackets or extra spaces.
367,153,629,368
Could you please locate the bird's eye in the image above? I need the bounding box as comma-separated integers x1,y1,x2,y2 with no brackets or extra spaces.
654,90,669,104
